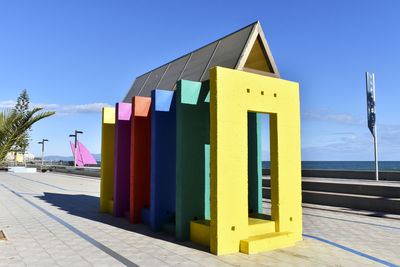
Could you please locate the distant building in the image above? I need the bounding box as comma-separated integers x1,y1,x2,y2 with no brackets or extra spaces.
5,151,35,162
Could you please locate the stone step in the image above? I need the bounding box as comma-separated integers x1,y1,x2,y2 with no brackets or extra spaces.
162,222,176,235
190,219,210,247
108,200,114,214
248,217,275,236
190,217,277,248
263,187,400,214
140,207,150,225
240,231,294,254
263,178,400,197
262,168,400,181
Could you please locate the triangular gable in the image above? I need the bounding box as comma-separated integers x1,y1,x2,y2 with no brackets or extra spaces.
235,22,279,78
244,37,272,73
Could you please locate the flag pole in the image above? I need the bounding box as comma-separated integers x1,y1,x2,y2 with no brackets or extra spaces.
372,73,379,181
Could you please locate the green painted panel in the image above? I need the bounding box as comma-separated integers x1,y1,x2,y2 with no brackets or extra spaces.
176,80,210,241
204,144,210,219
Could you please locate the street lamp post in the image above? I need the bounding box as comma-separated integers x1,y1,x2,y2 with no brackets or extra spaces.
69,130,83,167
37,139,48,166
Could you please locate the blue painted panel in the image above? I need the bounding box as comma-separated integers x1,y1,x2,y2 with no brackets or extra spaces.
155,89,174,112
141,207,150,225
149,89,177,232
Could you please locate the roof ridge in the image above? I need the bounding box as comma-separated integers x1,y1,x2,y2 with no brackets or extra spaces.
133,21,259,79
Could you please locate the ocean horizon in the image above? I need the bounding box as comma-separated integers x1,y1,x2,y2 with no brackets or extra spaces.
262,161,400,171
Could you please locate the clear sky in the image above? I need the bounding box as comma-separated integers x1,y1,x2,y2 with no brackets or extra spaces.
1,0,399,160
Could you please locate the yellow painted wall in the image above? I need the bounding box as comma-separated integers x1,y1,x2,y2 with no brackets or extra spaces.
100,107,116,214
209,67,302,255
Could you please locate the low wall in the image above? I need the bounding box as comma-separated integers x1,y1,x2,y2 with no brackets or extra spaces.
8,167,37,173
262,168,400,181
53,166,100,178
20,164,400,182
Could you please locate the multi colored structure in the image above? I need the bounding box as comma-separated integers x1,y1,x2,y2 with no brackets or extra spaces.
100,21,302,255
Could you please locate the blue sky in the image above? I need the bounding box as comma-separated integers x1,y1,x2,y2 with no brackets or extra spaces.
1,0,399,160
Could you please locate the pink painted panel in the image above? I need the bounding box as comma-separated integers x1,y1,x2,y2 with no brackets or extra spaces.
70,141,98,166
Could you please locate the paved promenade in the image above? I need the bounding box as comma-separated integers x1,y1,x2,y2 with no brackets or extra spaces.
0,172,399,266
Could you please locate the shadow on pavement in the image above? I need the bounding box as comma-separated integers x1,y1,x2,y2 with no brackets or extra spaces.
36,192,208,252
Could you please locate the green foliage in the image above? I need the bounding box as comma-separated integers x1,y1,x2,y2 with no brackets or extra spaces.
14,89,31,152
15,89,30,115
0,108,55,163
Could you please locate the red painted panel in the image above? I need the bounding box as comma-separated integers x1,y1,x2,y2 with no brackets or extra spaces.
130,96,152,223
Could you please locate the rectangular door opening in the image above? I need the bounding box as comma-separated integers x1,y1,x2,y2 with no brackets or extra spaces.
248,112,271,219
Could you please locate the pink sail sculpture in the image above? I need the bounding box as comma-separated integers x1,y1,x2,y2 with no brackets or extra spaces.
69,141,98,166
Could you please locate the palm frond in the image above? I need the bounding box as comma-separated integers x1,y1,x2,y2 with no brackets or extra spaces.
0,108,55,162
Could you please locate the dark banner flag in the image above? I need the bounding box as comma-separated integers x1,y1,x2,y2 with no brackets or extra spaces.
366,72,375,136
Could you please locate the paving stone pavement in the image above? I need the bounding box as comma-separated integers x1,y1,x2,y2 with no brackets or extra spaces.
0,171,399,267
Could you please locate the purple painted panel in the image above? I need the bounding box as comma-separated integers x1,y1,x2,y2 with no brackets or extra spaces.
70,141,97,166
114,102,132,217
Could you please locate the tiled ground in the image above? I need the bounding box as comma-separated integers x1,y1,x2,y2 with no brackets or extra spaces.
0,171,399,266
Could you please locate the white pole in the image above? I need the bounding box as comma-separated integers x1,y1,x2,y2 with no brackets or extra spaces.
373,125,378,181
372,73,379,181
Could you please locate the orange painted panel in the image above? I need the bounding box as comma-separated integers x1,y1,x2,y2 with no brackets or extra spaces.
130,96,152,223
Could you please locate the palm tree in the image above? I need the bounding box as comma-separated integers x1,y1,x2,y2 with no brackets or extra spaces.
0,108,55,163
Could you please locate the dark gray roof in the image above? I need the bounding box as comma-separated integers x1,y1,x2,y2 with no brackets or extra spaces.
123,21,279,102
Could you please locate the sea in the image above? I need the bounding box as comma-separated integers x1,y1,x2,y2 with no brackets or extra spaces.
261,161,400,171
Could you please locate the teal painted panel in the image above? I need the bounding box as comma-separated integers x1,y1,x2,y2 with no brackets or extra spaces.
180,80,201,105
248,113,263,214
204,91,210,103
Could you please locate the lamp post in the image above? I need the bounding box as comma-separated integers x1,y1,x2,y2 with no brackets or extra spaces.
69,130,83,167
37,139,48,166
